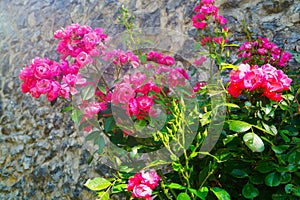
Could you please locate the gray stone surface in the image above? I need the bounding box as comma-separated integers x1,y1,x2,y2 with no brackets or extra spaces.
0,0,299,199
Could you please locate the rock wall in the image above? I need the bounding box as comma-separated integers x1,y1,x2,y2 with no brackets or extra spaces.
0,0,299,199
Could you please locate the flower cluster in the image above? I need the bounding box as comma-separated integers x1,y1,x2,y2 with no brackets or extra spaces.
103,49,139,68
54,24,108,60
99,54,190,122
127,171,161,200
146,51,175,66
238,37,292,67
19,24,108,102
192,0,228,46
228,63,292,101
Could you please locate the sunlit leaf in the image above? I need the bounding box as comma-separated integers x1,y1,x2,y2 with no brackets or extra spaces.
81,85,95,100
97,191,110,200
243,132,265,152
71,109,82,124
177,193,191,200
84,177,111,191
188,187,208,200
166,183,186,190
229,120,252,133
211,187,230,200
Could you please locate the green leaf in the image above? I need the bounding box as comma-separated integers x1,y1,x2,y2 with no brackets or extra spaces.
97,191,110,200
265,172,281,187
223,133,238,145
143,160,171,170
285,184,294,194
104,117,115,133
134,119,147,131
280,172,292,184
224,103,240,108
97,85,107,94
188,187,208,200
71,109,82,124
288,151,300,165
210,187,230,200
243,132,265,152
84,177,111,191
119,166,134,173
85,131,101,141
177,193,191,200
224,44,239,47
190,151,198,158
270,125,278,135
261,121,277,135
166,183,186,190
194,43,204,51
81,85,95,100
95,135,105,154
172,162,182,172
199,111,211,126
242,183,259,199
112,184,127,193
139,54,147,63
256,161,277,173
62,106,73,112
294,53,300,63
272,145,290,154
231,169,248,178
292,186,300,196
249,174,264,185
229,120,252,133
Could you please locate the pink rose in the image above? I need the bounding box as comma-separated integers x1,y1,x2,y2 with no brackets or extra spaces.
112,83,135,105
83,32,100,50
36,79,53,94
243,68,263,91
162,56,175,66
19,66,34,82
216,15,227,26
127,173,143,191
29,87,41,98
136,96,154,113
34,61,51,79
128,98,140,116
228,83,242,98
46,81,61,101
63,74,77,86
84,102,107,119
193,20,207,29
76,51,92,68
132,184,152,199
141,171,161,189
263,90,282,101
59,84,70,99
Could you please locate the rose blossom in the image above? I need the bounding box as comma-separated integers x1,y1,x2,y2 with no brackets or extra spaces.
127,171,160,200
76,51,92,68
141,171,161,189
36,79,52,94
136,96,154,113
111,82,135,105
46,81,61,101
132,184,152,200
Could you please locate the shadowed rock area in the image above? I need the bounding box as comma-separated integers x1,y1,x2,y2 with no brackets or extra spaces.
0,0,299,199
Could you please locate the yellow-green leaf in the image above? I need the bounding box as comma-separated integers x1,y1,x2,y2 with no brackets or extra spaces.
84,177,111,191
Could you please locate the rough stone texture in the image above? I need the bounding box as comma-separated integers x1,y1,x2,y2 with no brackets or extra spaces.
0,0,299,199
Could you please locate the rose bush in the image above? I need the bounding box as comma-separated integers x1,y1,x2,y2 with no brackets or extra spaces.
19,0,299,199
